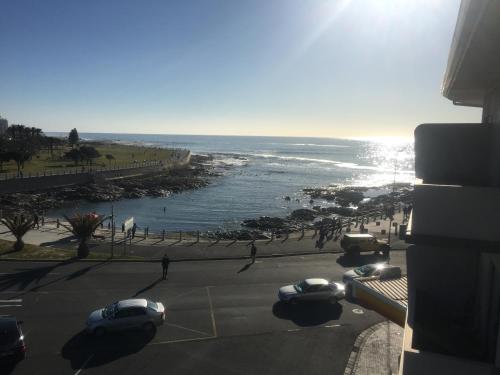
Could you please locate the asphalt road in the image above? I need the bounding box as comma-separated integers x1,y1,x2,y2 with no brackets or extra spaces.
0,251,406,375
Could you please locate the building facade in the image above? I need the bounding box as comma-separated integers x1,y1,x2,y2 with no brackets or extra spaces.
402,1,500,374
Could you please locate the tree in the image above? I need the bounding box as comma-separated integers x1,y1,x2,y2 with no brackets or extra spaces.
0,136,12,172
63,213,104,258
105,154,115,166
1,215,34,251
68,128,79,148
79,146,101,166
64,148,82,166
6,125,45,176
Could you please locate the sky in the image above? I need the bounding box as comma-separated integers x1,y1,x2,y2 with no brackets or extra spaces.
0,0,482,139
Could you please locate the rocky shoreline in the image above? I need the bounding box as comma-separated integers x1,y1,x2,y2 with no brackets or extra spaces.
240,183,413,236
0,155,217,215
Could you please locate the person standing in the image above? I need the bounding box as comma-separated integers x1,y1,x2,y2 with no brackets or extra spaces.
250,243,257,263
33,213,39,229
162,254,170,280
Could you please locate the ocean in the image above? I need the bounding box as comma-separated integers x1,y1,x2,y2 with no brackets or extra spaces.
48,134,415,232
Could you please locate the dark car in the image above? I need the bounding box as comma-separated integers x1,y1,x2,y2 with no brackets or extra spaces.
0,317,26,362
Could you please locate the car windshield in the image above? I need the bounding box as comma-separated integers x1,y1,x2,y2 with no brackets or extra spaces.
103,302,118,318
294,281,309,293
147,300,158,310
355,265,376,276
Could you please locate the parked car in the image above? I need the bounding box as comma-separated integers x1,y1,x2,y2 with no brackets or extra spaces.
340,233,390,257
86,298,166,336
278,278,346,304
0,316,26,362
342,263,402,284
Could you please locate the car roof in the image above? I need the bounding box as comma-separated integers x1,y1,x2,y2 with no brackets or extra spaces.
117,299,147,309
304,278,329,286
344,234,374,238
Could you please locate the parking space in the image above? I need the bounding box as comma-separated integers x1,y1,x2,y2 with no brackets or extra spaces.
0,253,406,374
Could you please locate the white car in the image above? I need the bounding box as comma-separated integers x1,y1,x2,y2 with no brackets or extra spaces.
86,298,166,336
342,263,402,284
278,278,345,304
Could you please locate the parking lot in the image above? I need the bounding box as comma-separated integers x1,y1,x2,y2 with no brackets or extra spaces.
0,251,406,374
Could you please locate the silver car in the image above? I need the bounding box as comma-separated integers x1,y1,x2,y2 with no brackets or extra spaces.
86,298,166,336
342,263,402,284
278,278,345,304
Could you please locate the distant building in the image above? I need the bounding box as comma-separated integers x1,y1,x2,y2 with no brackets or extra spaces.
402,1,500,374
0,117,7,135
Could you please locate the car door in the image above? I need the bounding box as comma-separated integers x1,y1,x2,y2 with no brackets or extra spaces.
302,284,321,301
317,285,333,300
128,307,149,328
112,308,133,330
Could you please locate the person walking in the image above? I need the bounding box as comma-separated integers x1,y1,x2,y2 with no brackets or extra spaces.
250,243,257,263
33,213,39,229
161,254,170,280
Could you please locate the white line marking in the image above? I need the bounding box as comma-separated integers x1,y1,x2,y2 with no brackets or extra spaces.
0,305,22,308
324,324,341,328
165,322,210,337
287,328,301,332
206,286,217,337
0,299,22,303
74,354,94,375
150,336,214,346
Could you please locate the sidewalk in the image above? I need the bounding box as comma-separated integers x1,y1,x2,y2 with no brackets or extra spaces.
344,321,404,375
0,212,408,261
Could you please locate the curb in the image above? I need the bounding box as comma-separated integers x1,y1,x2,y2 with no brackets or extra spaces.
0,250,344,263
343,321,388,375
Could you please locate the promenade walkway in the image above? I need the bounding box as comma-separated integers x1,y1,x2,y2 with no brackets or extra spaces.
0,212,408,261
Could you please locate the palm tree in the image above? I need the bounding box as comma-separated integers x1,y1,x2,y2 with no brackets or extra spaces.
0,215,34,251
63,213,104,258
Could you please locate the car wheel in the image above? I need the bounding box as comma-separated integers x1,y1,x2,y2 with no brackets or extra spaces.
93,327,105,337
142,322,156,333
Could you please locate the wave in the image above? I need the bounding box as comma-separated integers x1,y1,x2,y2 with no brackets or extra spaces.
251,153,414,174
265,142,350,148
289,143,350,148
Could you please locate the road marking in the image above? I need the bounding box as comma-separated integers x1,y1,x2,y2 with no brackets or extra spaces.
352,308,364,314
324,324,341,328
287,328,301,332
74,354,94,375
150,336,214,346
0,272,59,275
0,299,22,303
0,305,22,308
206,286,218,338
165,322,210,337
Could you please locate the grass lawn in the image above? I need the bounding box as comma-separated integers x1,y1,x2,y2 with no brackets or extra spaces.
0,142,174,175
0,239,143,260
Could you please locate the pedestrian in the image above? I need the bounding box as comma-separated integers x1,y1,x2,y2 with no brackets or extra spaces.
250,243,257,263
162,254,170,280
163,207,166,215
132,223,137,239
33,213,39,229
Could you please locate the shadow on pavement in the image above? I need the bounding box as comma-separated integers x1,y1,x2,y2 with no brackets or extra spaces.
0,359,20,374
62,329,155,370
237,262,253,273
272,301,343,327
0,260,109,297
132,277,164,297
336,253,386,268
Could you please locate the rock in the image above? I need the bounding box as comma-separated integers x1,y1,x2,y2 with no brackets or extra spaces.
242,216,288,230
289,209,316,221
